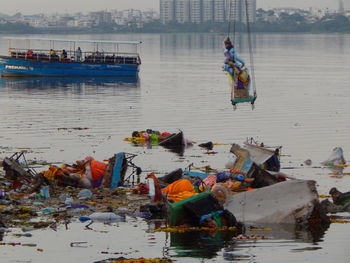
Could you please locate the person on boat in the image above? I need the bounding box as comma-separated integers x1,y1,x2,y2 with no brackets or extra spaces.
60,49,67,60
50,49,56,56
75,47,82,62
223,36,245,76
26,50,33,59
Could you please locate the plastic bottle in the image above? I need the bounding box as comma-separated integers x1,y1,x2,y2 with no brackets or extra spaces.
79,212,124,223
40,186,50,200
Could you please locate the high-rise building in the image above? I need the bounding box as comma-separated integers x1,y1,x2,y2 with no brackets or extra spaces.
202,0,214,22
339,0,345,13
175,0,190,23
190,0,202,23
160,0,175,24
225,0,237,22
240,0,256,23
159,0,256,24
213,0,226,22
226,0,256,23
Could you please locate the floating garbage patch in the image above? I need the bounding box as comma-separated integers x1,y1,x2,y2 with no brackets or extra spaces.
1,136,349,259
124,129,194,155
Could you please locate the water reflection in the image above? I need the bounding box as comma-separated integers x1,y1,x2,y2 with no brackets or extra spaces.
160,33,257,53
170,230,239,258
168,223,329,260
245,223,329,243
0,76,140,91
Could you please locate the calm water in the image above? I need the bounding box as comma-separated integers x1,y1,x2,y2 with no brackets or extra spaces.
0,33,350,262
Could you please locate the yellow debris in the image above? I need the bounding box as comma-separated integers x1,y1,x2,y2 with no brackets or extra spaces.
249,227,273,231
331,219,350,224
153,226,237,232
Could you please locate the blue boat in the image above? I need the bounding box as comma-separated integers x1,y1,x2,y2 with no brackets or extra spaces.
0,37,141,77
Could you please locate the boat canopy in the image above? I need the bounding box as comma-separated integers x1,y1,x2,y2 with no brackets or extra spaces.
3,37,141,45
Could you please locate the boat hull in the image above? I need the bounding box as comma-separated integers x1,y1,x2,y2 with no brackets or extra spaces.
0,56,139,77
224,180,328,225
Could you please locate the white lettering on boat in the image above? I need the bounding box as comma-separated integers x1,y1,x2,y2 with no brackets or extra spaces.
106,65,121,68
5,65,33,70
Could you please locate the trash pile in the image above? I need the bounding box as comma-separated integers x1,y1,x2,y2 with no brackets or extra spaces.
0,151,148,234
1,137,349,257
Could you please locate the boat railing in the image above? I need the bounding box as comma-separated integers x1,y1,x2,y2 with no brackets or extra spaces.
8,48,140,65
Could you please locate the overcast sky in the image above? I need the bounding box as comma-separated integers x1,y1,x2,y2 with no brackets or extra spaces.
1,0,348,15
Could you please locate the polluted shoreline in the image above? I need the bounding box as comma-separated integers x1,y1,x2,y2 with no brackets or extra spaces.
1,130,349,263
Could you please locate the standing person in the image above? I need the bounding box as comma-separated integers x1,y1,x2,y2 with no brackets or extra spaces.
223,37,245,76
75,47,82,62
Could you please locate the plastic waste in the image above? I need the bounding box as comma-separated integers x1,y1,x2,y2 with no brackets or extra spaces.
198,141,214,150
68,208,88,215
117,207,128,213
127,212,152,218
77,189,93,200
225,154,238,169
147,178,155,201
21,243,37,247
14,233,32,237
235,174,245,182
150,133,159,144
64,197,74,205
0,200,10,205
59,193,71,199
321,147,346,166
0,190,5,198
66,204,89,209
40,207,57,214
79,212,123,223
40,186,50,200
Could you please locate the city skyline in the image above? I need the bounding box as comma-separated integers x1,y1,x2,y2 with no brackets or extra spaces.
0,0,347,15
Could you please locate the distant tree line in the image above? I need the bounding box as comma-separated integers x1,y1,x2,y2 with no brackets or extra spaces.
0,13,349,34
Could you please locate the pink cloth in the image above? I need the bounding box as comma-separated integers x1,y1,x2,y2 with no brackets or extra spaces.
202,174,217,189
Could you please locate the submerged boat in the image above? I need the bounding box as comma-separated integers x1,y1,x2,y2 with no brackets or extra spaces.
0,37,141,77
223,179,329,226
243,140,281,172
159,131,188,155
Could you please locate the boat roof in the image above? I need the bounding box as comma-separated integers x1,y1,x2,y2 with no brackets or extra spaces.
3,37,141,45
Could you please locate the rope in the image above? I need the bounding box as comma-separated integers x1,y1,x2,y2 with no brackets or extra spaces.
227,0,238,45
245,0,257,96
233,0,238,45
227,0,234,37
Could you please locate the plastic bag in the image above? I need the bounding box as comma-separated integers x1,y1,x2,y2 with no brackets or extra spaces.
225,154,237,169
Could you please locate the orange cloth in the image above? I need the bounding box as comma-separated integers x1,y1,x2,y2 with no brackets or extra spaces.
162,179,197,202
90,160,108,181
167,191,197,203
43,166,61,182
162,179,194,195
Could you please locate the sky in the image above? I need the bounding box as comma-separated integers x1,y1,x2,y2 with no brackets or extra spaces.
0,0,348,15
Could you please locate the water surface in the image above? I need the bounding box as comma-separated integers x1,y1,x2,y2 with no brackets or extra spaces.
0,33,349,262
